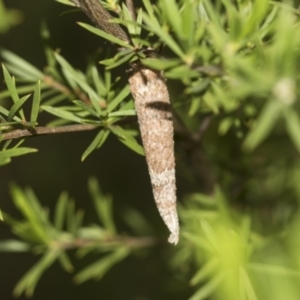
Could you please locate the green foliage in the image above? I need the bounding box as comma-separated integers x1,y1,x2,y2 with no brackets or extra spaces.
78,22,133,49
0,47,142,161
175,189,300,300
0,0,22,33
0,145,37,166
138,0,300,155
0,179,149,297
2,0,300,299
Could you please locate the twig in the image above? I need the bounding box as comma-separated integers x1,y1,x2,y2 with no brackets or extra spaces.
44,74,107,109
194,65,224,77
126,0,136,21
1,124,98,140
43,75,72,95
52,235,158,250
73,0,130,44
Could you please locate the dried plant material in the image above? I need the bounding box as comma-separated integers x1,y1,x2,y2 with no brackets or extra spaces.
73,0,179,244
128,66,179,245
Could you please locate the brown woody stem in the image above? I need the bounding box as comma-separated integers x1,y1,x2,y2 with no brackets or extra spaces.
73,0,130,44
1,124,98,140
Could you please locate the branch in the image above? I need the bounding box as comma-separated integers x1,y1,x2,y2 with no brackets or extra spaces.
1,124,98,140
126,0,136,21
73,0,130,44
52,235,158,250
43,75,71,95
1,116,137,141
43,75,107,108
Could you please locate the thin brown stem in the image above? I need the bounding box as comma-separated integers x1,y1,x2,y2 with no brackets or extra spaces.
1,124,98,140
51,235,157,250
43,75,72,95
126,0,136,21
73,0,130,44
43,75,107,108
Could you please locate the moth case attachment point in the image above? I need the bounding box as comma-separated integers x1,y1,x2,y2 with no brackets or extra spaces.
128,66,179,245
